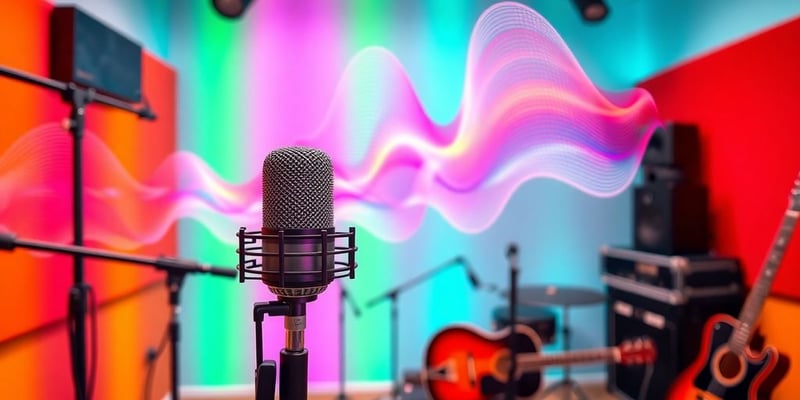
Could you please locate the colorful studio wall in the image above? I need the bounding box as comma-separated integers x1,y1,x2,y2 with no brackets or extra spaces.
2,0,800,398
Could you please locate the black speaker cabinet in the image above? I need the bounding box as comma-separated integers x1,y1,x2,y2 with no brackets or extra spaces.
50,6,142,102
607,287,742,400
643,122,701,183
634,183,709,255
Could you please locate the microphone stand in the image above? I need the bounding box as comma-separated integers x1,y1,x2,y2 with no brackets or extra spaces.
505,244,520,400
0,233,235,400
252,300,299,400
364,257,469,399
0,65,155,400
167,270,184,400
337,284,362,400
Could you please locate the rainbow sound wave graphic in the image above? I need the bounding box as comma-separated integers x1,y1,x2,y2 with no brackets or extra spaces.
0,2,660,246
0,124,259,249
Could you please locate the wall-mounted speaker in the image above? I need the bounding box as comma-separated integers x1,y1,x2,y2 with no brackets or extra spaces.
634,183,709,255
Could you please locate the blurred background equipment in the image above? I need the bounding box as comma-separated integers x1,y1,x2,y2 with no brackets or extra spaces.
364,256,479,399
571,0,610,22
211,0,254,19
602,247,743,400
634,123,709,255
50,6,143,102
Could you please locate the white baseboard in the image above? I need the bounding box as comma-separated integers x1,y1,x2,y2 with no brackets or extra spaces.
165,371,608,399
166,381,392,399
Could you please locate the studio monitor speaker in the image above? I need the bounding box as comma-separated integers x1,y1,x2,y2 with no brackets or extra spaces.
50,6,142,102
643,123,701,184
634,183,709,255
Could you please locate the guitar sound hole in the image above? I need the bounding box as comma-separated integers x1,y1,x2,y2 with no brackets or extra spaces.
718,352,743,379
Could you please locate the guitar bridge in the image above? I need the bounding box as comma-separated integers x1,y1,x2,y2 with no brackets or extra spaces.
467,352,476,387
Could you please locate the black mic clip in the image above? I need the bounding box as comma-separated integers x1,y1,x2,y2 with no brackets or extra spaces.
137,96,157,121
252,301,292,400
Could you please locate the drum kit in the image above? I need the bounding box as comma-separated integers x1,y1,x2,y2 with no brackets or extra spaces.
508,285,606,400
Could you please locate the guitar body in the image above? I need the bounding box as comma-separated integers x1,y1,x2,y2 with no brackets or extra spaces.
669,314,789,400
671,174,800,400
422,324,541,400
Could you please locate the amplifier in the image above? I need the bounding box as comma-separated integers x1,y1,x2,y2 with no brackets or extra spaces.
601,246,741,305
606,287,743,400
50,6,142,102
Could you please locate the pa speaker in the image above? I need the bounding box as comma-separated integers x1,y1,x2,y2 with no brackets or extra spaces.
606,287,742,400
50,6,142,102
643,123,701,184
634,183,709,255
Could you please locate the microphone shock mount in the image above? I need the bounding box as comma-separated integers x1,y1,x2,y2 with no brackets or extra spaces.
237,227,357,400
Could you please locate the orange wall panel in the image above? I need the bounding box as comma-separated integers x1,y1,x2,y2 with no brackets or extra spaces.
0,1,177,398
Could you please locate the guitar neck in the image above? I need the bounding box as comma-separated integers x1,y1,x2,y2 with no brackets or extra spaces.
732,208,799,352
516,347,619,371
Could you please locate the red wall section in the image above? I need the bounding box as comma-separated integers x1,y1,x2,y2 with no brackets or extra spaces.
639,16,800,300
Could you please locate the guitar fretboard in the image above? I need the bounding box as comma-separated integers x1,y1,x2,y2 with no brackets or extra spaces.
517,347,619,371
730,204,800,353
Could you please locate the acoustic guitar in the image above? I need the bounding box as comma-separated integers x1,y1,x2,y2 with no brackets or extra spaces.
422,323,656,400
669,174,800,400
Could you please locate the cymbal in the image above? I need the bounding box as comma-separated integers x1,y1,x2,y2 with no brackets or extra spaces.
503,285,605,307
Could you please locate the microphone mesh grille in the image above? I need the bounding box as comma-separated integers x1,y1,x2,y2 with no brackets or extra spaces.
263,146,334,230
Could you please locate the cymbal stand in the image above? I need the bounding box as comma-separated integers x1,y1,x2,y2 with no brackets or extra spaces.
505,244,519,400
337,283,361,400
537,304,589,400
364,257,468,399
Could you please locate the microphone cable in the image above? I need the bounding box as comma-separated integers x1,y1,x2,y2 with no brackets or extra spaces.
143,323,170,400
637,359,655,400
67,293,81,400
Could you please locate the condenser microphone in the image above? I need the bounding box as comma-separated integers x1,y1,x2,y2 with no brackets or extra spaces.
235,146,357,400
264,146,332,400
261,146,335,299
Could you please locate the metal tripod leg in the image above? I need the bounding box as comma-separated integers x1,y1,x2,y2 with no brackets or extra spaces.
536,378,590,400
535,305,591,400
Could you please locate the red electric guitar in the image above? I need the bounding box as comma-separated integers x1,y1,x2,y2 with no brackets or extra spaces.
669,174,799,400
421,324,656,400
